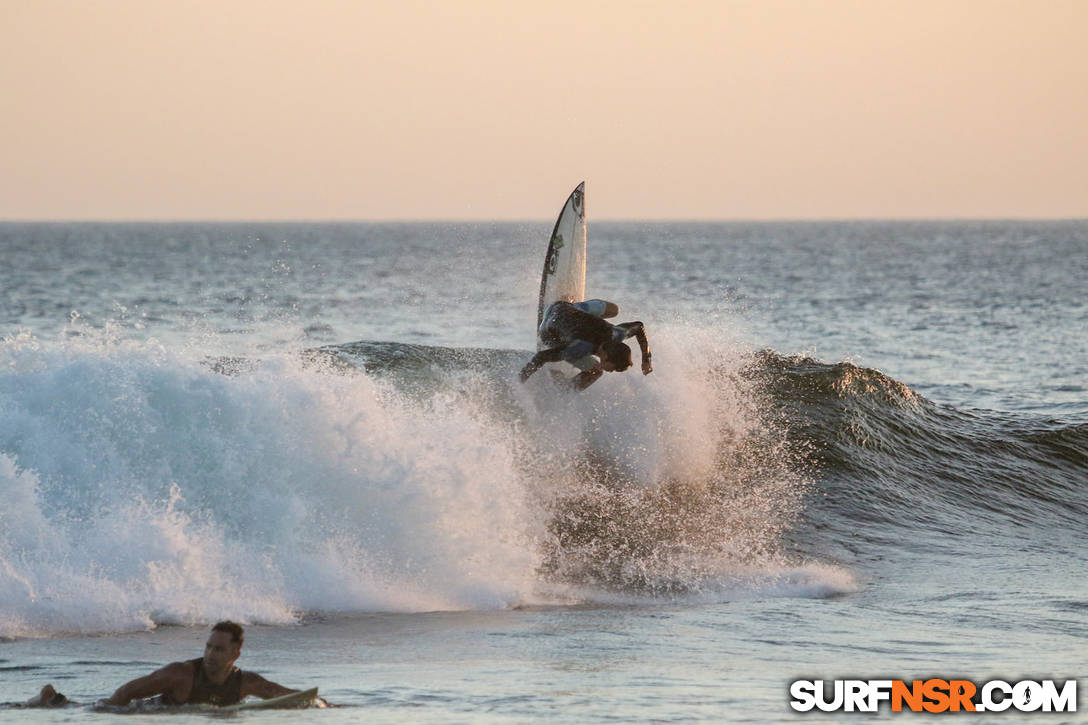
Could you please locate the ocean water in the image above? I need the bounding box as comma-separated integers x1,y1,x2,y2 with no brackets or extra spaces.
0,220,1085,722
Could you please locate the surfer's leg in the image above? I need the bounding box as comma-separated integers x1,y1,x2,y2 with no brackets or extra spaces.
559,340,596,367
573,299,620,318
569,368,604,391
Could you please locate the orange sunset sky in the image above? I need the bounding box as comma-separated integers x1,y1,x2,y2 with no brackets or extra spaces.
1,0,1085,220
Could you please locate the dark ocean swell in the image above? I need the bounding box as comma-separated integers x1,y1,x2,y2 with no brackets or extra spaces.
749,351,1088,552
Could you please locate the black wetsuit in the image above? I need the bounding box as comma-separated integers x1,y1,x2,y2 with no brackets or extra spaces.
538,301,618,351
521,301,651,389
160,658,244,706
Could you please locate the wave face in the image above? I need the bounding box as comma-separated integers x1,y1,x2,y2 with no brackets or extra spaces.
749,351,1088,558
1,324,849,638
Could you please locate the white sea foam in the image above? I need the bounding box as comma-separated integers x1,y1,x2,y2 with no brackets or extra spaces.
0,331,539,638
542,563,858,607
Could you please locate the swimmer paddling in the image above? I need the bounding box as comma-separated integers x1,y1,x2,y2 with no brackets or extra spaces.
28,621,325,709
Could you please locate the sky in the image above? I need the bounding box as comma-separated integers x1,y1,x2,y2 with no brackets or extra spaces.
1,0,1085,220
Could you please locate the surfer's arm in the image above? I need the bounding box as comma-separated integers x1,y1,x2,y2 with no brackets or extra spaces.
616,321,652,375
519,346,565,382
241,672,297,700
240,673,328,707
104,662,189,706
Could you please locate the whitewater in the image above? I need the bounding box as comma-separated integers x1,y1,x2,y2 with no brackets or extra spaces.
1,220,1085,722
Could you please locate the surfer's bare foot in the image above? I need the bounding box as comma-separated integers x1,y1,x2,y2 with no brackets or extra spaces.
28,684,67,707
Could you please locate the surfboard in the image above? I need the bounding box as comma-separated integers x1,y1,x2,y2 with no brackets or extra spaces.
219,687,320,711
537,181,587,352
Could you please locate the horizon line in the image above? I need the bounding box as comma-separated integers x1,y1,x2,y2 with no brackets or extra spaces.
2,215,1086,225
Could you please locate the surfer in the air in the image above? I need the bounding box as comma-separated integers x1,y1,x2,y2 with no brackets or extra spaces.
520,298,652,391
27,621,325,709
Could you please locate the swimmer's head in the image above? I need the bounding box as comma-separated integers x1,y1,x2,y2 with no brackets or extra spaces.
204,621,244,676
602,341,632,372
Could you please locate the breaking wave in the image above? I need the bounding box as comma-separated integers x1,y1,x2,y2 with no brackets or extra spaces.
24,321,1074,637
8,318,1081,640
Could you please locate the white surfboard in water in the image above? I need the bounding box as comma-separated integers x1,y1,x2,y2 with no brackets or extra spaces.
220,687,320,711
536,181,587,351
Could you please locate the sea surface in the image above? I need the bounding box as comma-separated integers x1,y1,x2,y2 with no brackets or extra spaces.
0,220,1085,722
